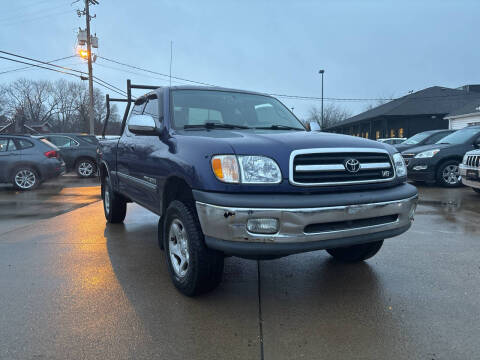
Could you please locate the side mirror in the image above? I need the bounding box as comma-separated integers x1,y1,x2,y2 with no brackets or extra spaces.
309,122,321,132
128,114,159,135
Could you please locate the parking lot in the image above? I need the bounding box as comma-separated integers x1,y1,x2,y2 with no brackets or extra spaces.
0,179,479,359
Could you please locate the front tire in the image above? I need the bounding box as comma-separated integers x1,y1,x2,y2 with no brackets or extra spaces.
102,176,127,223
12,167,39,191
326,240,384,262
77,159,97,178
436,160,461,187
164,200,224,296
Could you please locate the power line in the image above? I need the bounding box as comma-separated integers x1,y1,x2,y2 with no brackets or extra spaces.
0,56,85,79
0,55,76,75
98,55,216,86
0,9,74,27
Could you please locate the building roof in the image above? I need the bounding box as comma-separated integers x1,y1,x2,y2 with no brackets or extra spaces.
444,98,480,119
330,86,480,128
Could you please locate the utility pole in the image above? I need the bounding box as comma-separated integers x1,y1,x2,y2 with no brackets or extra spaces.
318,69,325,130
85,0,95,135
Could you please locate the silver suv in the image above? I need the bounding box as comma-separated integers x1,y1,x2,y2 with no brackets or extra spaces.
460,149,480,194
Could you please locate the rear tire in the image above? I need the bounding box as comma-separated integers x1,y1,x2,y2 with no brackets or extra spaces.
77,159,97,178
12,167,39,191
164,200,224,296
326,240,384,262
102,176,127,223
436,160,461,187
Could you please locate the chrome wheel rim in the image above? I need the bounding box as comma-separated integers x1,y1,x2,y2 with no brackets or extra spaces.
104,184,110,215
78,162,93,177
14,170,36,189
442,164,460,185
168,219,190,278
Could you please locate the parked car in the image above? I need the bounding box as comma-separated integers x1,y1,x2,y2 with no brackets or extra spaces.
98,85,418,296
460,149,480,194
36,133,98,177
377,138,406,145
402,126,480,187
394,129,455,152
0,134,65,190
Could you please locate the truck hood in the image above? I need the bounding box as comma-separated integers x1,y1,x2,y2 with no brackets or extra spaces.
176,129,392,154
174,129,394,177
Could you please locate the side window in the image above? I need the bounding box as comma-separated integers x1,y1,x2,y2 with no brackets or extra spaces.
7,140,17,151
0,138,8,152
130,101,146,117
48,136,75,148
143,96,160,121
16,139,34,150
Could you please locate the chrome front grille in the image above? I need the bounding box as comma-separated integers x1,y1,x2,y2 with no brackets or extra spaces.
465,154,480,168
289,148,395,186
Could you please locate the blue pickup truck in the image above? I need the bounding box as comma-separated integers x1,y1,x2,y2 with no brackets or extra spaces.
98,83,418,296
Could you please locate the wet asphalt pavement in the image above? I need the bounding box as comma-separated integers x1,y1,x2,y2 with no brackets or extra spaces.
0,180,479,359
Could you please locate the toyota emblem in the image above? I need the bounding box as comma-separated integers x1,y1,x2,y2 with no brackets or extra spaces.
344,158,361,173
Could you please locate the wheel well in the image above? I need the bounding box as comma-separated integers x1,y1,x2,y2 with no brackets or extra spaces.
435,156,463,173
75,156,97,168
11,163,42,180
162,177,194,215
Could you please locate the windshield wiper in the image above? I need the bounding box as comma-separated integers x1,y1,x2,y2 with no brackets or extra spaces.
254,125,304,131
183,122,250,130
437,142,450,144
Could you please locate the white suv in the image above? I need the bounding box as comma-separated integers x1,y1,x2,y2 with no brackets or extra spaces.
460,149,480,194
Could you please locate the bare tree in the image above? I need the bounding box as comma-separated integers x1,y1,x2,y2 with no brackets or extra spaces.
1,78,121,134
307,103,351,129
363,94,395,111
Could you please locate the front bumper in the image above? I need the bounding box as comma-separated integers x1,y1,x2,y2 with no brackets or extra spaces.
406,159,436,182
459,164,480,189
194,184,418,257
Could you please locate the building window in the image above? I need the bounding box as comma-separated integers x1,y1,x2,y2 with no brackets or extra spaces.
375,131,380,139
390,129,395,138
398,128,404,138
365,131,369,139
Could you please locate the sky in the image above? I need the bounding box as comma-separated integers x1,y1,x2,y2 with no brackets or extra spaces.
0,0,479,120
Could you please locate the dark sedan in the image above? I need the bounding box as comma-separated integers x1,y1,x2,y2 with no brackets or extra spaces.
0,134,65,190
37,133,99,177
394,129,455,152
402,126,480,187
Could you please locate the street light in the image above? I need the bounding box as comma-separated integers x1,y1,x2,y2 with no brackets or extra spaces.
318,69,325,130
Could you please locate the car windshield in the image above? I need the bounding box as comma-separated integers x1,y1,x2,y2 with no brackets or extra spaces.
403,132,430,145
436,127,480,145
171,90,305,130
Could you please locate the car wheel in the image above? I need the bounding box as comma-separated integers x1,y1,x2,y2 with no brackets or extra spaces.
12,167,39,191
326,240,383,262
77,159,97,178
436,160,462,187
164,200,224,296
102,176,127,223
473,188,480,194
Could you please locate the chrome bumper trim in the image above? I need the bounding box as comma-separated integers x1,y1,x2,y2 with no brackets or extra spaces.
196,195,418,244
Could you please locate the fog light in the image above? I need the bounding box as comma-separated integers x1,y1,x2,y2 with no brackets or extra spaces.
246,218,279,234
413,165,428,171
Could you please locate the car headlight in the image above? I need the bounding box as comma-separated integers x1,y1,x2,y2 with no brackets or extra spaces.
462,153,468,164
392,153,407,178
211,155,281,184
414,149,440,158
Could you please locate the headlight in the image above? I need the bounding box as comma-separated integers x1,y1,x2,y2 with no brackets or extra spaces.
238,156,281,183
211,155,240,183
392,153,407,178
211,155,281,184
414,149,440,158
463,154,468,164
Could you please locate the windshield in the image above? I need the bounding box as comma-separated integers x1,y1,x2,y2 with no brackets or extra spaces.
436,127,480,145
171,90,305,130
403,132,430,145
